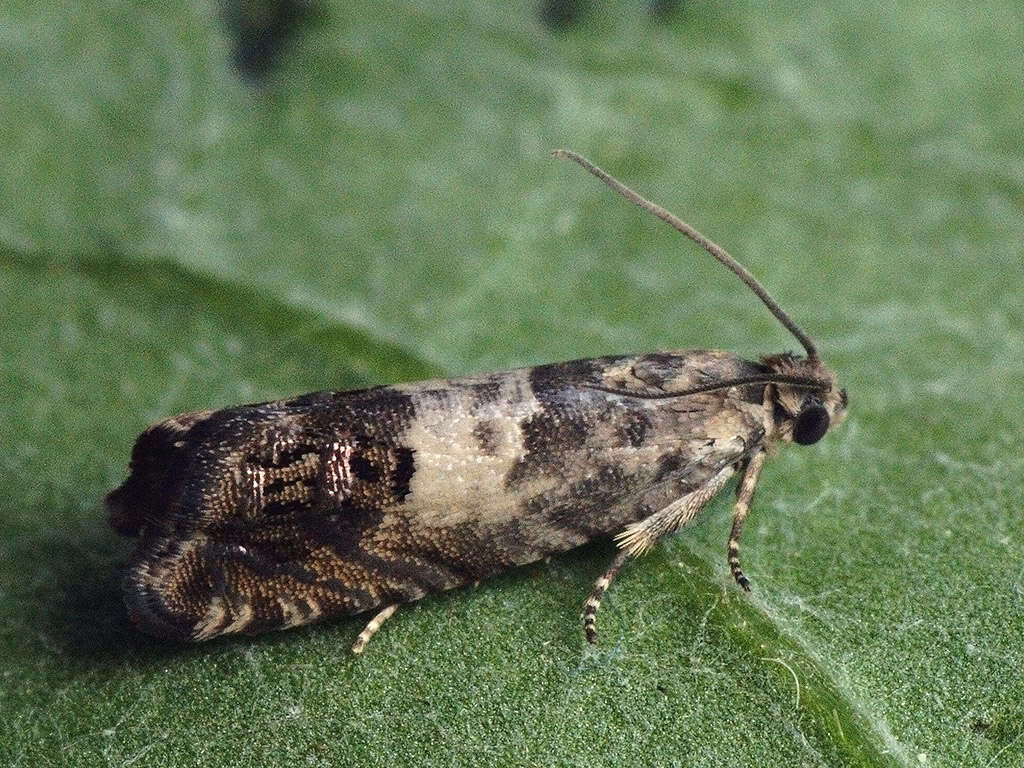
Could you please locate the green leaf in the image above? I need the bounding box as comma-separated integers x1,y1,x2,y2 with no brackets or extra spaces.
2,1,1022,766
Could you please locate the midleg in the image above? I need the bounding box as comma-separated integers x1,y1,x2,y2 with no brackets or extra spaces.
351,604,399,654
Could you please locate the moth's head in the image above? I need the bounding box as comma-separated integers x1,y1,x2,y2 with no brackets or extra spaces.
763,353,847,446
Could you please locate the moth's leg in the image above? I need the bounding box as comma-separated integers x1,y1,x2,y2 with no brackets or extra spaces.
351,604,398,654
584,465,738,643
728,450,766,591
583,550,629,644
614,466,736,557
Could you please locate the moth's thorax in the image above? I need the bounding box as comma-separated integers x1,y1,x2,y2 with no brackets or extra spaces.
762,353,847,446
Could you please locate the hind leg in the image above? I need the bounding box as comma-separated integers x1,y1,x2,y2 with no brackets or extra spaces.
351,604,399,654
582,551,629,644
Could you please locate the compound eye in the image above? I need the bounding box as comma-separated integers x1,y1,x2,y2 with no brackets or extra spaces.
793,403,830,445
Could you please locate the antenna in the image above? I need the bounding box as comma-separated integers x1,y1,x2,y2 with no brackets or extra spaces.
552,149,818,360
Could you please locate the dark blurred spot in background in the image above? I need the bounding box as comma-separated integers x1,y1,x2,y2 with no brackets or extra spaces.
221,0,316,81
539,0,681,29
648,0,681,19
539,0,589,28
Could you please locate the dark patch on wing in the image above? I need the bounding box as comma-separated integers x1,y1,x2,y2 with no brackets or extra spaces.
390,446,415,502
281,389,347,409
339,387,418,439
655,451,686,482
319,438,416,511
279,386,417,443
350,454,380,483
106,419,190,535
472,420,501,455
525,407,591,452
505,405,593,486
527,356,613,394
521,463,637,541
618,407,652,447
467,377,505,411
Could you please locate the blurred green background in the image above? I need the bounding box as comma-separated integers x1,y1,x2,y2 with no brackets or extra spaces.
2,1,1023,766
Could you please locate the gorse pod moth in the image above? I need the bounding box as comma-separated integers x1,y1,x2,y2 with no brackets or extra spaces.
106,150,847,652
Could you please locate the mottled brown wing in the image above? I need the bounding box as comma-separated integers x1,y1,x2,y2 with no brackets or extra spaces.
108,387,423,640
108,352,769,640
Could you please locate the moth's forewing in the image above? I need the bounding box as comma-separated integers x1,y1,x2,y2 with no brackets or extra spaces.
109,352,770,640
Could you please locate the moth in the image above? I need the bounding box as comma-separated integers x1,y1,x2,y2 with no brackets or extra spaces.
106,150,847,652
